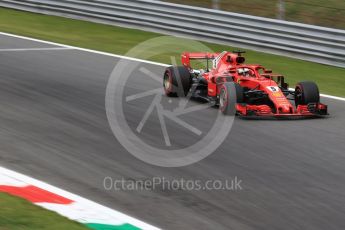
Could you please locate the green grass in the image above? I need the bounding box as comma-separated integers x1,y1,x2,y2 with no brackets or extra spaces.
164,0,345,29
0,7,344,97
0,192,89,230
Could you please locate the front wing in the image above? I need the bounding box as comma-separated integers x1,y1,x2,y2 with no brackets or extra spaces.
236,103,328,118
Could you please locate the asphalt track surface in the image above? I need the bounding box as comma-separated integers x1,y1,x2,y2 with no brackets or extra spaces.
1,33,345,230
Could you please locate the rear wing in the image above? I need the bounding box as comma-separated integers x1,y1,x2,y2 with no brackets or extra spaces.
181,52,219,68
181,51,246,70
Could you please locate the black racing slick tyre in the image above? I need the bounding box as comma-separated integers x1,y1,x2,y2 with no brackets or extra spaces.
219,82,243,115
294,81,320,106
163,66,192,97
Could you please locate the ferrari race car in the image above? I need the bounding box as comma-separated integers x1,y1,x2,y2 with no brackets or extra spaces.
163,51,328,117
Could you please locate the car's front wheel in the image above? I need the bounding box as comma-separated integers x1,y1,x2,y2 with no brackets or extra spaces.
219,82,243,115
294,81,320,106
163,66,191,97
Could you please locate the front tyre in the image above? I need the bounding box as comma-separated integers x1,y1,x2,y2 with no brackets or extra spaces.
295,81,320,106
163,66,191,97
219,82,243,115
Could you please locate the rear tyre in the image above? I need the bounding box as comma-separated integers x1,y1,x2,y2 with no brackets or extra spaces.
219,82,243,115
294,81,320,106
163,66,191,97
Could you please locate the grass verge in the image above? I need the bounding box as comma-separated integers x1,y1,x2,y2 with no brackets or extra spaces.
0,192,88,230
0,7,344,97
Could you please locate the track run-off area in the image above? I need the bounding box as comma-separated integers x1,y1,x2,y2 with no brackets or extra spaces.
1,32,345,230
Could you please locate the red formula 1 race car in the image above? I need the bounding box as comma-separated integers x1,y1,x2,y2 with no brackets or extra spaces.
163,51,328,117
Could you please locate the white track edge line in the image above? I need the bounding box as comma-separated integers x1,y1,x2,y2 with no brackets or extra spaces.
0,47,73,51
320,94,345,101
0,166,161,230
0,32,169,67
0,31,344,102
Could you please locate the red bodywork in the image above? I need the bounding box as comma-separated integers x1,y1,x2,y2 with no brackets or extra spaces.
182,51,327,117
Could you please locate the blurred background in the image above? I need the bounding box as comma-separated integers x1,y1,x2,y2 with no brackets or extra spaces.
163,0,345,29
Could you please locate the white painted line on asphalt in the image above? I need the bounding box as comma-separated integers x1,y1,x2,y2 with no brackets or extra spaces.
320,94,345,102
0,32,169,67
0,31,344,102
0,47,73,52
0,166,161,230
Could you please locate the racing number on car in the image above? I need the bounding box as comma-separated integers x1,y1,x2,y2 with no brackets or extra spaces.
268,86,279,92
267,86,283,97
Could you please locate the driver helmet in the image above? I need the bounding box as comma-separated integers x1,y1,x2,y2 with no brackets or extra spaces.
238,68,250,76
199,69,205,75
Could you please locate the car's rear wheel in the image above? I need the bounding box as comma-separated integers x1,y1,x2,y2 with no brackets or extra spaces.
219,82,243,115
163,66,191,97
294,81,320,106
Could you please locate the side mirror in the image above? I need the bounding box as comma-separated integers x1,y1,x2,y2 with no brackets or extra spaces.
281,82,289,89
226,56,232,63
236,56,245,64
264,69,272,73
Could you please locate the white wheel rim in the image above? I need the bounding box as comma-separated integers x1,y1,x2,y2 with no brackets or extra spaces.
164,76,170,90
220,89,226,108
